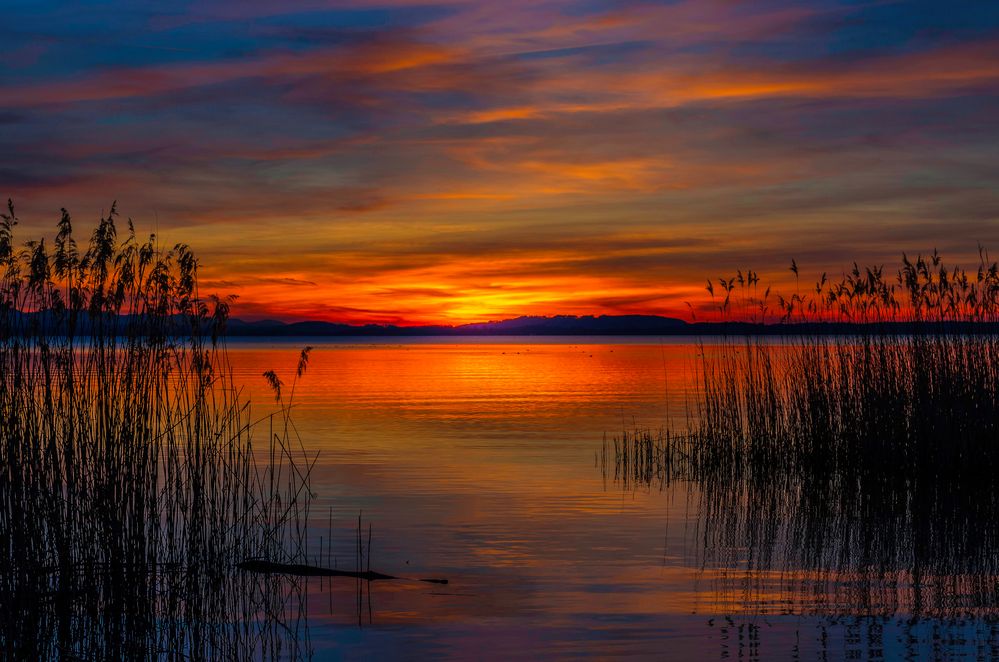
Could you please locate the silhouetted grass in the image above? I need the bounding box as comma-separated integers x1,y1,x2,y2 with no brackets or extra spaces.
0,202,314,659
606,249,999,620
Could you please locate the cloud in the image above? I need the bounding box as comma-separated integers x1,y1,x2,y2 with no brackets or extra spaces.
2,0,998,322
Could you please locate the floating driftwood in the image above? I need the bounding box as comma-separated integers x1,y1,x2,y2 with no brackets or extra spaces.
237,560,448,584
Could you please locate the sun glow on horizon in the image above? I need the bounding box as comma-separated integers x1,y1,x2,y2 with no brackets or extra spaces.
3,1,998,323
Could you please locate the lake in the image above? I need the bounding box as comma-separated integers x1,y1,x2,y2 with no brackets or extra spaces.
226,337,998,660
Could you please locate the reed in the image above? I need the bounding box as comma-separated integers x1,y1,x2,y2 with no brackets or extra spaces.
607,249,999,620
0,201,314,659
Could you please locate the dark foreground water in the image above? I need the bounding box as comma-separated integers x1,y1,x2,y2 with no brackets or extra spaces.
226,337,999,660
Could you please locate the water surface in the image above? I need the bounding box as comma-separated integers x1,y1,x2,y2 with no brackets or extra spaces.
226,337,996,660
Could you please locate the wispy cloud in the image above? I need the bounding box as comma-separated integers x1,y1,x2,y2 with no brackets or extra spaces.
3,0,998,322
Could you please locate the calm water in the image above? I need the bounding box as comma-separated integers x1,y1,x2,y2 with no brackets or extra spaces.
226,337,999,660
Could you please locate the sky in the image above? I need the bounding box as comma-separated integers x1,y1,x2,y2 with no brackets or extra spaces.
2,0,999,324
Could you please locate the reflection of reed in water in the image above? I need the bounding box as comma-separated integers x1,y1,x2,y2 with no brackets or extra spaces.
614,447,999,618
0,203,314,659
605,251,999,622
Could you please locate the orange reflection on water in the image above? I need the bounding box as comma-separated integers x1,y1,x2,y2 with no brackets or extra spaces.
227,339,703,612
222,338,984,658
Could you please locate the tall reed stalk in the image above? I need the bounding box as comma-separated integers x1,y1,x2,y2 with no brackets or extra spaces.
0,201,314,659
607,250,999,620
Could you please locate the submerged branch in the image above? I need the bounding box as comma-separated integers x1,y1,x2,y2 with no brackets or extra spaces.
237,559,448,584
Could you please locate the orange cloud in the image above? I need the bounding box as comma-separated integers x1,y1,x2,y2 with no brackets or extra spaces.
459,106,543,123
6,1,999,325
0,36,468,107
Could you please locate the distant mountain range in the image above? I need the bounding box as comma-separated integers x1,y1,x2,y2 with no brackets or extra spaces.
5,311,992,337
225,315,996,336
227,314,690,336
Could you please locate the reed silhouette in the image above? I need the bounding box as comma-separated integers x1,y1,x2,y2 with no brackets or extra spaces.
605,249,999,623
0,202,315,659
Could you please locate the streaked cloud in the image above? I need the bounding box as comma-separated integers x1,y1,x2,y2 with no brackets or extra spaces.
2,0,998,322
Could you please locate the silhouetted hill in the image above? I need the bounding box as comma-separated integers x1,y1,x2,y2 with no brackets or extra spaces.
457,315,688,334
226,315,687,336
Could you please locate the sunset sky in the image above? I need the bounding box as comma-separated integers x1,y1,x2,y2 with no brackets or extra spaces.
3,0,999,324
